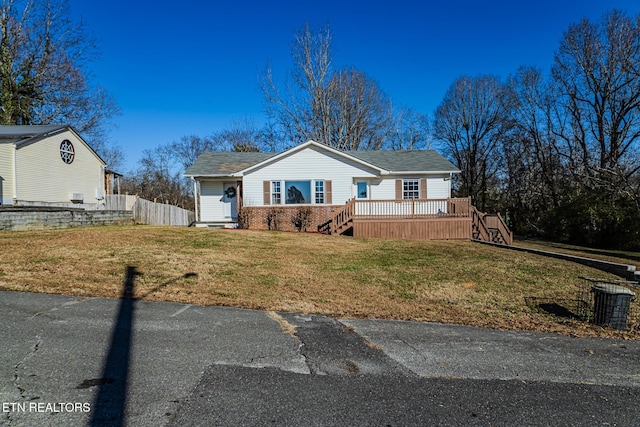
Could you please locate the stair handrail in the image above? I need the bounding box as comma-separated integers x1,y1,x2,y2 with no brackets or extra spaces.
471,206,491,242
331,198,356,234
492,212,513,245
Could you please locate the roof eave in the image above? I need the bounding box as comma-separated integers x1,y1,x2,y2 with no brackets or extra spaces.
238,140,385,175
184,173,238,179
389,170,461,175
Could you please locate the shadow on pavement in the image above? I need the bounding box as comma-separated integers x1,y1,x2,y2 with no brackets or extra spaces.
87,267,197,426
89,266,138,427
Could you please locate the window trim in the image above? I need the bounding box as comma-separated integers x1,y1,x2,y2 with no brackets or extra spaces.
356,181,368,199
403,179,420,199
315,180,325,204
271,181,281,205
60,140,75,164
269,179,327,205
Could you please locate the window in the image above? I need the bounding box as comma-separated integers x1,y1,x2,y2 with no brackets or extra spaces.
270,180,325,205
60,140,75,164
403,179,419,199
356,181,368,199
271,181,281,204
285,181,311,204
315,181,325,204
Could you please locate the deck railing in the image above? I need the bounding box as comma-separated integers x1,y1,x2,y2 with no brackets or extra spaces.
318,197,512,245
354,197,471,219
484,212,513,245
331,198,356,234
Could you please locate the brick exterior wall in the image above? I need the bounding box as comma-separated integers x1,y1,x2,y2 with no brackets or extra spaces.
240,205,339,232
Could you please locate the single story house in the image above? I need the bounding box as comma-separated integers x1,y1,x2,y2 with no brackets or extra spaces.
185,140,511,243
0,125,106,207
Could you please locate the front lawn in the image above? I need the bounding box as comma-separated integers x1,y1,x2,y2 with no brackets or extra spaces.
1,226,636,339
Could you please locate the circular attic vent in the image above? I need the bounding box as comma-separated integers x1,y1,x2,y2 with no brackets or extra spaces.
60,140,75,164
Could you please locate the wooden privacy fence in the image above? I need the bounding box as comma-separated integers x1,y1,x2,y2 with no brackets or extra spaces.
104,195,138,211
104,195,194,226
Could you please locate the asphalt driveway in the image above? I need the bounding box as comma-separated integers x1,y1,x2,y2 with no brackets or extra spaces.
1,290,639,426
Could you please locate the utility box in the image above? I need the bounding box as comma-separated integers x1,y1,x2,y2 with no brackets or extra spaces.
591,283,636,330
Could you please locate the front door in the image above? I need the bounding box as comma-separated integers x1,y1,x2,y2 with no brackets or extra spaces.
222,182,238,219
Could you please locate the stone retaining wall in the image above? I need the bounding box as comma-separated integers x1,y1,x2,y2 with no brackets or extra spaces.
0,209,134,231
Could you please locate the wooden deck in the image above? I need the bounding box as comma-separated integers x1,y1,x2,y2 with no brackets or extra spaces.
320,198,512,244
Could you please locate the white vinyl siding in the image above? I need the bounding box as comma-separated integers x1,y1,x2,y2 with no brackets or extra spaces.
243,146,377,207
15,130,104,204
369,175,452,200
0,144,15,204
426,176,451,199
199,180,227,222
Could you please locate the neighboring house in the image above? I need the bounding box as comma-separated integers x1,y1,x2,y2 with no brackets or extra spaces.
185,140,512,243
0,125,106,207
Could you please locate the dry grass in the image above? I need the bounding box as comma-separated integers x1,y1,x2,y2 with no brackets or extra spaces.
1,225,637,339
515,238,640,266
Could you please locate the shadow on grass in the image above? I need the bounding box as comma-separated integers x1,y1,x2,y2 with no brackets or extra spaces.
525,297,581,320
87,267,197,426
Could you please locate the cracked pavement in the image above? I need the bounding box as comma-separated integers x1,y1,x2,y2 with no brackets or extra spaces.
1,290,640,426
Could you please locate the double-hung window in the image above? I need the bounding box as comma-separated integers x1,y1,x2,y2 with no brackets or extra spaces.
403,179,419,199
315,181,325,204
271,181,281,204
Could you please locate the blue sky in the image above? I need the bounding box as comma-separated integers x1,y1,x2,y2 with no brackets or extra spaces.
69,0,640,172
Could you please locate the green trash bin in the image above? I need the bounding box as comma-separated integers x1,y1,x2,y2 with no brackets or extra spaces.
591,284,636,330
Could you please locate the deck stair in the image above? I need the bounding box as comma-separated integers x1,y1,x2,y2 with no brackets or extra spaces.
318,199,355,235
471,206,512,245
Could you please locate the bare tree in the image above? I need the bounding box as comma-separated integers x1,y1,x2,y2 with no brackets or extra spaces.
211,117,263,153
552,9,640,196
325,68,393,150
0,0,119,159
169,135,217,171
434,75,513,210
261,23,395,150
388,108,432,150
123,145,192,209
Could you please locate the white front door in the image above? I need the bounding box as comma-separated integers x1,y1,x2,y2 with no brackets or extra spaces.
222,183,238,219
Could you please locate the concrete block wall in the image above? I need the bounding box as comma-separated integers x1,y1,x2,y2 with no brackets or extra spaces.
0,210,134,231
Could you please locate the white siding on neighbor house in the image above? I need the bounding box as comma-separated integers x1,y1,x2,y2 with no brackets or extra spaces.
0,144,15,205
243,145,378,207
199,180,226,222
15,130,104,204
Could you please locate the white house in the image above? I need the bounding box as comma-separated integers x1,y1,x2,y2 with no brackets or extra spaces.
185,141,514,243
186,139,458,222
0,125,106,207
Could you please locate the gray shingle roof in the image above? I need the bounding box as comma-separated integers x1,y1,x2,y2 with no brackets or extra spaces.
0,125,68,142
185,151,277,176
346,149,458,173
184,143,459,177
